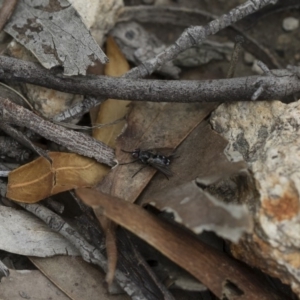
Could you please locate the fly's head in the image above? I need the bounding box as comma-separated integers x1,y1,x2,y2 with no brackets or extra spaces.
131,148,141,159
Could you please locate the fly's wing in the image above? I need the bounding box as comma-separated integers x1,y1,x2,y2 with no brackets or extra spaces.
147,157,174,177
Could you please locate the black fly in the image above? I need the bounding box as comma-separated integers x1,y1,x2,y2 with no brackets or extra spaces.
120,148,174,179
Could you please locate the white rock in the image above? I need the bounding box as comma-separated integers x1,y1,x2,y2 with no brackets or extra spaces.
244,52,255,65
251,59,264,74
210,99,300,296
282,17,299,32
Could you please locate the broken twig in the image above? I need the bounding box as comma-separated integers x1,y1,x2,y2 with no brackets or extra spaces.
0,97,115,166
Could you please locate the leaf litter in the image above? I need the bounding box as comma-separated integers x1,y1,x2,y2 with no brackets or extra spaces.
0,1,287,298
77,188,279,300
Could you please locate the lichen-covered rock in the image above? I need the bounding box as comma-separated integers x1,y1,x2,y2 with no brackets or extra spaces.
210,100,300,296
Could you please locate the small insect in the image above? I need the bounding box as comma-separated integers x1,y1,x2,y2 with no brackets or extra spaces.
119,148,174,179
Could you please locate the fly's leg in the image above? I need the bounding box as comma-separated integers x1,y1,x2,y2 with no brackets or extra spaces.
132,165,147,178
121,149,134,153
119,159,139,165
161,172,169,180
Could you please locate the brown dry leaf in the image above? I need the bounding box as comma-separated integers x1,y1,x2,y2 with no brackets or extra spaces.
30,256,129,300
98,102,217,202
7,152,109,203
76,188,282,300
93,36,131,148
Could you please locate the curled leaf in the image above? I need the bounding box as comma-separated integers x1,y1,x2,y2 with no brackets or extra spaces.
7,152,109,203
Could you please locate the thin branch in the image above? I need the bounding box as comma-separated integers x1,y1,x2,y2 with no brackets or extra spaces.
117,4,281,69
0,122,49,160
0,97,115,166
125,0,278,78
52,96,103,122
0,56,299,103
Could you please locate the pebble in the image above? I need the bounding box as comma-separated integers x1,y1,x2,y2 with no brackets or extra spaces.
244,52,255,65
252,60,264,75
282,17,299,32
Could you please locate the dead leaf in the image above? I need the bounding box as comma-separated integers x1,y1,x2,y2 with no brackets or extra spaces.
0,269,70,300
98,102,217,202
7,152,109,203
31,256,129,300
93,36,131,148
0,206,79,256
4,0,108,75
76,188,282,300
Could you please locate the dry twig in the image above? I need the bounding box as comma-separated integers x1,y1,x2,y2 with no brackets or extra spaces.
125,0,278,78
0,56,299,103
0,97,115,166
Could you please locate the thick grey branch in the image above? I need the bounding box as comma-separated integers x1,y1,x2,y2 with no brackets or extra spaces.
0,56,299,103
0,97,115,166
